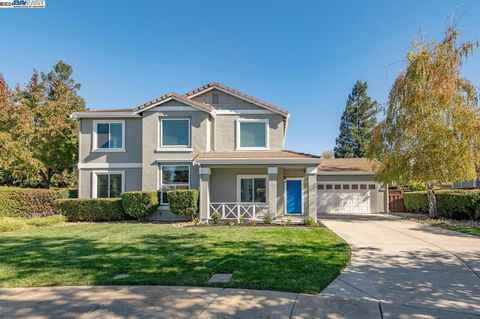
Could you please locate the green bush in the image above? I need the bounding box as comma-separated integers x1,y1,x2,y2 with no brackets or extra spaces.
211,212,221,224
167,189,199,220
54,198,125,222
263,213,274,224
121,191,159,221
26,214,66,226
403,192,430,214
304,216,318,226
0,187,69,218
404,190,480,220
0,217,27,232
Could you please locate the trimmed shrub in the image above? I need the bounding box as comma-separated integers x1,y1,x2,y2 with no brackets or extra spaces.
167,189,199,220
26,214,66,227
0,187,69,218
121,191,159,221
404,190,480,220
54,198,125,222
0,217,27,232
403,192,429,214
211,212,221,224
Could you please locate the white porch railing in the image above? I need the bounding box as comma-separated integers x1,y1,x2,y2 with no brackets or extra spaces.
209,202,269,221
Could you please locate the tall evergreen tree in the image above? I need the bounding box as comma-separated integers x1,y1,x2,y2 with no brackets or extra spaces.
334,81,378,158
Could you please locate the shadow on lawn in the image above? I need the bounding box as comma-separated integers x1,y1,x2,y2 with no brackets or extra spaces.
0,229,348,294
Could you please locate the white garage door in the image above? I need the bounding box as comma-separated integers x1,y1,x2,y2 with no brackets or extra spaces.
317,183,374,214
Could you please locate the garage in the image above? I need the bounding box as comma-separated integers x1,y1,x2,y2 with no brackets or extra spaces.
316,158,388,214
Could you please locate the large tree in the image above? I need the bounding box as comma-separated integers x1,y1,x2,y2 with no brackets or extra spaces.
369,25,480,217
1,61,86,188
334,81,378,158
0,75,37,185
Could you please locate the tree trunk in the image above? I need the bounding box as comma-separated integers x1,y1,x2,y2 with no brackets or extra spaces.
426,183,437,218
39,169,53,189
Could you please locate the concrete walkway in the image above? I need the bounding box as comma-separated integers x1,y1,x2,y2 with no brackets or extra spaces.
0,215,479,318
0,285,382,319
320,213,480,318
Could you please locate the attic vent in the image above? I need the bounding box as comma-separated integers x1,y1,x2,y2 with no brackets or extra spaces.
212,92,219,105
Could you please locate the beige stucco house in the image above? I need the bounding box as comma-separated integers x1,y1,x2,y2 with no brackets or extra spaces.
72,82,388,221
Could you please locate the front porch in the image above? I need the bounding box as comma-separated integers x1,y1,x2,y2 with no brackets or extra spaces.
197,165,319,222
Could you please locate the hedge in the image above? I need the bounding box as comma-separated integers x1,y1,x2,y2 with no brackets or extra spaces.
54,198,126,222
0,187,70,218
121,191,159,221
403,190,480,220
167,189,199,220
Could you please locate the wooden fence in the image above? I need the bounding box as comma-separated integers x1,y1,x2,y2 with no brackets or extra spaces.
388,189,405,212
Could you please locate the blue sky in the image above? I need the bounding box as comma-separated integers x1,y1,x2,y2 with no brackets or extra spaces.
1,0,479,154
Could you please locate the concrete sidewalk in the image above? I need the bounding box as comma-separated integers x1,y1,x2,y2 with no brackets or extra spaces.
0,285,384,319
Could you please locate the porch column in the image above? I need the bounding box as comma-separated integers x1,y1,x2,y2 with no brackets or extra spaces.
268,167,278,217
306,167,318,221
199,167,211,221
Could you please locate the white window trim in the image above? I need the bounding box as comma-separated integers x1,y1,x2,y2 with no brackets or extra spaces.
92,120,126,152
284,178,304,215
236,174,268,203
92,170,125,198
159,164,191,207
236,119,269,150
159,117,191,149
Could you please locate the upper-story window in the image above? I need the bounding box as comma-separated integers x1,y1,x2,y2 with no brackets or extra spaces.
160,118,190,147
236,119,269,150
93,120,125,152
212,92,219,104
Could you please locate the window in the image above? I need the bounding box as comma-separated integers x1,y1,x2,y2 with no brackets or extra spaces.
94,172,123,198
237,120,268,149
343,184,350,190
351,184,359,190
369,184,376,190
334,184,341,190
212,92,219,104
94,121,124,151
160,165,190,205
238,176,267,203
160,118,190,147
326,184,333,190
317,184,324,190
360,184,367,190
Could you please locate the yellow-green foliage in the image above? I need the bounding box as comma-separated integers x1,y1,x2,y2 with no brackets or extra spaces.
0,214,65,232
26,214,66,226
404,190,480,220
369,26,480,186
0,187,69,218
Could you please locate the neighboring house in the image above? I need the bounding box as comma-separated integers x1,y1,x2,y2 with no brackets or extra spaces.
72,82,388,221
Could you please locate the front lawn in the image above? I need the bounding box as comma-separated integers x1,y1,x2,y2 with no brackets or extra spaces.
0,224,349,294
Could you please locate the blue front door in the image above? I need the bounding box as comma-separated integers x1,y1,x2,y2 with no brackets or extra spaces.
286,180,302,214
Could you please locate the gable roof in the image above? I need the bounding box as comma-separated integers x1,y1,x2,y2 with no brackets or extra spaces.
133,92,213,114
317,158,381,173
185,82,290,117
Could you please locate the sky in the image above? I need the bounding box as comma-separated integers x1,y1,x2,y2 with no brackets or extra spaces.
1,0,479,155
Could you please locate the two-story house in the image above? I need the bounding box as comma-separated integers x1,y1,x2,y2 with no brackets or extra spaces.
72,82,388,221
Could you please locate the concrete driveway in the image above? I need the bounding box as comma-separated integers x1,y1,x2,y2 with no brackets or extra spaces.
320,213,480,318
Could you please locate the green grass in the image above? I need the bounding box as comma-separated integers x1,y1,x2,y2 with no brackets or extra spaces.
0,224,349,293
432,223,480,237
0,215,66,232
